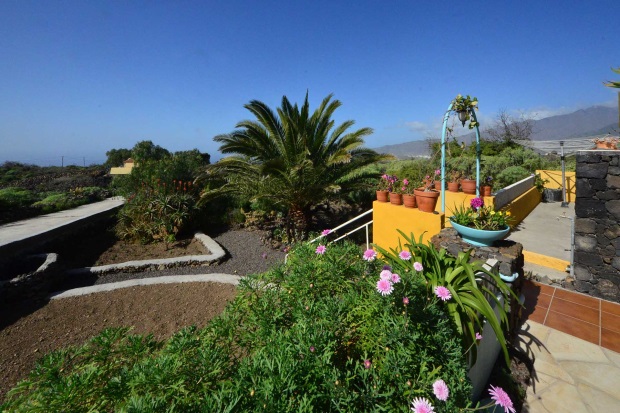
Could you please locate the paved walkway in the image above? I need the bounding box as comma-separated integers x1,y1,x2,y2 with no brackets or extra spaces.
0,197,124,256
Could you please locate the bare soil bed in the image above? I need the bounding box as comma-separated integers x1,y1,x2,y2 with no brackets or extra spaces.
0,227,285,402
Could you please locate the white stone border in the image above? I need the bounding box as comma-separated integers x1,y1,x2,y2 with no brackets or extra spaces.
50,273,241,299
66,232,226,275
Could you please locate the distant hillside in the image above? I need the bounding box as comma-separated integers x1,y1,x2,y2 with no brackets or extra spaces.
373,105,619,158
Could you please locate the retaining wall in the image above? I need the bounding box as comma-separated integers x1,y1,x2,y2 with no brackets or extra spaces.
574,151,620,302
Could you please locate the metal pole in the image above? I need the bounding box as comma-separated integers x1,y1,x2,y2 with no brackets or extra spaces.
440,103,453,213
560,141,568,207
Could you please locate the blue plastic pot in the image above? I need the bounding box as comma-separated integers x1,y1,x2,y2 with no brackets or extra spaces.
450,219,510,247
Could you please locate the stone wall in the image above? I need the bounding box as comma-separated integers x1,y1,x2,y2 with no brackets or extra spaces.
574,151,620,302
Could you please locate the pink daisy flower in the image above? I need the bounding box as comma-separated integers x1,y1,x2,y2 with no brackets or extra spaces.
403,296,409,305
399,250,412,260
413,262,423,272
434,286,452,301
376,279,394,296
403,178,409,185
391,273,401,283
380,269,392,280
488,385,515,413
363,249,377,262
476,332,483,340
315,245,326,255
432,379,449,401
411,397,434,413
363,359,371,369
321,229,331,236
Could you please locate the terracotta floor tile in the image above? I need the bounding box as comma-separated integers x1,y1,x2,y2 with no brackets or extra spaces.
544,310,599,345
601,300,620,317
601,328,620,353
554,288,600,309
527,280,556,296
525,304,549,324
549,297,600,325
523,292,552,314
601,311,620,334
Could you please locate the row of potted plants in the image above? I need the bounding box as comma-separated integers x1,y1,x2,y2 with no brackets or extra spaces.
376,173,495,212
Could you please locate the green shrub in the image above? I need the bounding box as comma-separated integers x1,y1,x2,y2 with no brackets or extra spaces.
495,166,531,190
0,187,37,209
3,241,475,412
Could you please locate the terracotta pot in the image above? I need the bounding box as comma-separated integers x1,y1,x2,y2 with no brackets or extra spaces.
595,142,618,150
414,188,439,213
403,194,417,208
447,181,459,192
376,190,389,202
434,181,442,191
482,185,492,197
461,179,476,195
389,192,403,205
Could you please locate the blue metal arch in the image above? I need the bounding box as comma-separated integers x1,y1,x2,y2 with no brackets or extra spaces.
440,101,481,212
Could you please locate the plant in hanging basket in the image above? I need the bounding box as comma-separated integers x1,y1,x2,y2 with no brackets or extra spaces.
451,94,479,129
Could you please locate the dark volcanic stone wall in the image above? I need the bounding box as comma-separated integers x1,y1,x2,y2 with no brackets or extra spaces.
574,151,620,302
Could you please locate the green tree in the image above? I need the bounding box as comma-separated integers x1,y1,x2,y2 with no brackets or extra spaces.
131,140,171,162
201,93,389,240
104,148,132,168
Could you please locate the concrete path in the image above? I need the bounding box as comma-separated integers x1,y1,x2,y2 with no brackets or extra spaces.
519,321,620,412
0,197,124,256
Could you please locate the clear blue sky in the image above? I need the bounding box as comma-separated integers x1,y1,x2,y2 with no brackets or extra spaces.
1,0,619,166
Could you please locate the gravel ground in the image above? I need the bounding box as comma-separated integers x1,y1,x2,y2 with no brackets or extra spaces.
59,229,287,290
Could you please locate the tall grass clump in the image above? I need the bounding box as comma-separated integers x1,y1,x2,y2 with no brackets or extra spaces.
3,241,477,412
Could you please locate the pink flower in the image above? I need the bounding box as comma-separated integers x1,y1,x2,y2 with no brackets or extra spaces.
403,178,409,185
315,245,326,255
380,269,392,280
432,379,449,401
413,262,423,272
399,250,412,260
363,359,371,369
403,296,409,305
470,197,484,210
411,397,434,413
391,273,401,283
310,346,315,353
476,332,483,340
401,186,406,191
376,279,394,296
363,249,377,262
488,385,515,413
321,229,331,236
435,169,441,175
434,286,452,301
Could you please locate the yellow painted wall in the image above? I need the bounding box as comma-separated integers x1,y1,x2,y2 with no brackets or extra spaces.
503,187,541,228
536,169,575,202
372,200,444,250
110,165,134,175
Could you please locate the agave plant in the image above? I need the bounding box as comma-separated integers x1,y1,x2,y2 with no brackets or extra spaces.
374,230,517,366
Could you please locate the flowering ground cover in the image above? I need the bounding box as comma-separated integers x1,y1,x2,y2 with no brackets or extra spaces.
2,238,519,412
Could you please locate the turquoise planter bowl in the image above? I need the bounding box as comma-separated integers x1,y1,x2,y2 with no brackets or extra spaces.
449,219,510,247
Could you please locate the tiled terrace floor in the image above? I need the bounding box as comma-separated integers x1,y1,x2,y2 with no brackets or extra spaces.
522,279,620,354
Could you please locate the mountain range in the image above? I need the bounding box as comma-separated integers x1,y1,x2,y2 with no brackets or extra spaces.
373,105,619,158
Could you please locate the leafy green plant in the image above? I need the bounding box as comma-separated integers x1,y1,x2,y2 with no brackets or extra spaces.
3,241,478,412
373,231,516,366
0,187,37,208
451,94,479,129
450,197,512,230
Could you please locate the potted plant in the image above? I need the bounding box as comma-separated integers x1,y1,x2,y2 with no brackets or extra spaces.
449,197,512,246
414,173,440,213
447,170,461,192
451,94,479,129
401,178,417,208
376,174,394,202
481,176,493,197
591,136,619,150
389,175,403,205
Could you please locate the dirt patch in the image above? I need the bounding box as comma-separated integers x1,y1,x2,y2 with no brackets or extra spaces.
0,282,237,402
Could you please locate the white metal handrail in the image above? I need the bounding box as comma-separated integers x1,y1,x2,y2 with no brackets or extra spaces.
309,208,373,249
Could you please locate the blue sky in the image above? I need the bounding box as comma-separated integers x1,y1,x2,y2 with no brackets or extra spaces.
1,0,619,166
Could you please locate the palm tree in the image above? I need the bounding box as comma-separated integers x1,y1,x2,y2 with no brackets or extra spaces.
200,93,390,241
